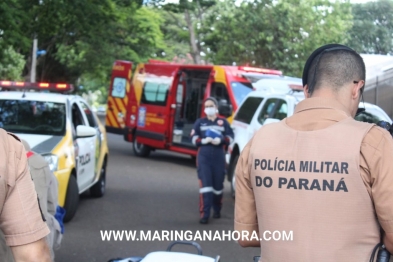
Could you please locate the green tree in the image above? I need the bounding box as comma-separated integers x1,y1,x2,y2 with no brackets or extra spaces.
0,1,165,82
0,1,167,104
203,0,353,76
0,45,26,80
153,9,193,63
347,0,393,55
152,0,216,64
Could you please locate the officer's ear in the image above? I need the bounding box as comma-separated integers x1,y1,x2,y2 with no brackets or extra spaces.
352,80,364,101
303,85,311,98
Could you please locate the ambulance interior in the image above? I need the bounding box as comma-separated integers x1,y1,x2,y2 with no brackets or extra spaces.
172,69,211,148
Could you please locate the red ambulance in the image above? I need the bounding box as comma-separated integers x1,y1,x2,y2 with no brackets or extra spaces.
105,60,282,157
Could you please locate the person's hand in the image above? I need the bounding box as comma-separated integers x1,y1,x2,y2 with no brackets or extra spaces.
201,137,213,144
212,137,221,145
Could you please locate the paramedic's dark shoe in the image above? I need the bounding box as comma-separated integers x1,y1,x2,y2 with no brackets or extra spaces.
213,212,220,219
199,218,209,224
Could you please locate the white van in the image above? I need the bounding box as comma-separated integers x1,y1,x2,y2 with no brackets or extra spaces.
226,88,392,198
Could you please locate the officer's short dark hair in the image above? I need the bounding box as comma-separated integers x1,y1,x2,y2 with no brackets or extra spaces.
307,49,366,94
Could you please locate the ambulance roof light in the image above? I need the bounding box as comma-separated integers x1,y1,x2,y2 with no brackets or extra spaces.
238,66,282,75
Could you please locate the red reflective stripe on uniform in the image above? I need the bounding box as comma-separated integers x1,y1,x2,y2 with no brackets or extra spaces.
199,179,205,218
196,148,200,167
26,151,34,158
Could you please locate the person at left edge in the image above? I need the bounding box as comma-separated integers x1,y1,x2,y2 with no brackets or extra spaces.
191,97,234,224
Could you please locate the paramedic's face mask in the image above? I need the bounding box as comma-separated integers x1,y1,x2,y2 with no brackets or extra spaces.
204,101,217,117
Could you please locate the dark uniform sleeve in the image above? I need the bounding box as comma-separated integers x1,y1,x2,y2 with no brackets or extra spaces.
191,119,202,147
222,118,234,146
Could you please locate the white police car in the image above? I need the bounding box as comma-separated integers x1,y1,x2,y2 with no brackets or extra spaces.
226,85,392,198
0,81,109,222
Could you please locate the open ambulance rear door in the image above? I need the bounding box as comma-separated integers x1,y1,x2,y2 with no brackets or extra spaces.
105,61,133,135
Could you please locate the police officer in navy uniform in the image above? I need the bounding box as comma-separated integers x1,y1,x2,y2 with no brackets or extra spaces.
191,97,234,224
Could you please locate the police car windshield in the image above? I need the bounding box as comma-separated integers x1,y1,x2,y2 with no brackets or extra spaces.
0,99,66,136
231,81,254,105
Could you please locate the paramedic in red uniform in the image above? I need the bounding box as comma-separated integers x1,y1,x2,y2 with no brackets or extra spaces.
234,44,393,261
191,97,234,224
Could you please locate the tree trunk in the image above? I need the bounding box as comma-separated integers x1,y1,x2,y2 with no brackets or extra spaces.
184,9,201,64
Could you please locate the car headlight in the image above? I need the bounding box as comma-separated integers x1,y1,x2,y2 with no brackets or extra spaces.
43,154,58,172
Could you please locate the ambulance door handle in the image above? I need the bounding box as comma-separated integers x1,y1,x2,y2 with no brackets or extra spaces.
157,113,163,117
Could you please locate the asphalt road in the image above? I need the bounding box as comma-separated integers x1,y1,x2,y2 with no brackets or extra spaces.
55,133,259,262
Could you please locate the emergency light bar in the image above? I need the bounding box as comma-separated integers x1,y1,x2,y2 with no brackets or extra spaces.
238,66,282,75
148,59,171,64
289,84,303,91
0,81,74,92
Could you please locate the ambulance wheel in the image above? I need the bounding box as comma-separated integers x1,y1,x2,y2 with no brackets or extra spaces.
90,158,106,198
229,155,239,199
133,140,151,157
63,174,79,223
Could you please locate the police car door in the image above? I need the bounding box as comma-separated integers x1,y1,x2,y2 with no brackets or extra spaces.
71,101,96,191
79,100,101,185
251,97,288,136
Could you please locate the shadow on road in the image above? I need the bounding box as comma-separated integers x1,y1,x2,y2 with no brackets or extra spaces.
148,151,196,168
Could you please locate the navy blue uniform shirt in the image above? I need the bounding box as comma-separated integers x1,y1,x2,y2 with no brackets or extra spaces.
191,117,234,150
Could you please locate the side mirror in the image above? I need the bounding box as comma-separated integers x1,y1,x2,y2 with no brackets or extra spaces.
76,125,96,138
218,99,232,118
263,118,280,125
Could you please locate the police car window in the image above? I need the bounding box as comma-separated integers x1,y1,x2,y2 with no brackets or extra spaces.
111,77,127,98
0,99,66,136
258,99,277,124
234,97,263,124
272,100,287,120
141,81,170,106
79,101,97,127
72,103,86,131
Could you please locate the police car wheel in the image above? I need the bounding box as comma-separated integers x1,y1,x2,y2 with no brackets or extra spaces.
90,158,106,198
63,175,79,223
133,140,151,157
229,155,239,199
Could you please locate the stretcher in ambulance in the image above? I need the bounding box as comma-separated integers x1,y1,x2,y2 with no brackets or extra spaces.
105,60,282,158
